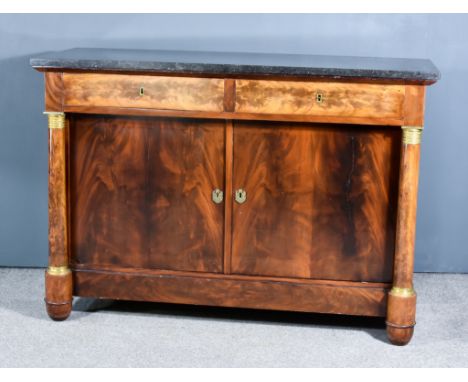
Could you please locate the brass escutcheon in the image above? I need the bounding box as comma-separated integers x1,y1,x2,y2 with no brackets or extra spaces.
235,189,247,204
315,92,324,104
212,189,224,204
139,86,144,96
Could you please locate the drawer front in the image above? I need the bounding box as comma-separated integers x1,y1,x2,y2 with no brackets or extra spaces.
63,73,225,112
235,80,405,119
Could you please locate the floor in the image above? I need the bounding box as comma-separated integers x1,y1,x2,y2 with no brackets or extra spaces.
0,268,467,367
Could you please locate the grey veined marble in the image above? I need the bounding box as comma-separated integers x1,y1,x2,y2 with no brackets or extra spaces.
30,48,440,82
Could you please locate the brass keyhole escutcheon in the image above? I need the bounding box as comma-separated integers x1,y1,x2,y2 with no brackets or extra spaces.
212,189,223,204
139,87,144,96
316,92,324,104
235,189,247,204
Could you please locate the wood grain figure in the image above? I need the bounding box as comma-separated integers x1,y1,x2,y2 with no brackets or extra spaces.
235,80,405,119
69,115,225,272
45,112,72,320
63,73,225,112
33,49,438,345
73,268,389,317
231,122,400,282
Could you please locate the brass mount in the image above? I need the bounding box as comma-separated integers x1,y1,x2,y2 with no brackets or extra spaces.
47,266,71,276
44,112,66,129
402,126,423,145
389,286,416,298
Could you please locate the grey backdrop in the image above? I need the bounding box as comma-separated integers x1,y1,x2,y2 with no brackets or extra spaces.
0,14,466,271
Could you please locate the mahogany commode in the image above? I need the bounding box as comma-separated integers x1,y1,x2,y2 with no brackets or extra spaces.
31,48,439,345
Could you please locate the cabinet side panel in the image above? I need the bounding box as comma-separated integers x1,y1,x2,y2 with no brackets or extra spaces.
45,72,64,112
69,115,225,273
232,122,400,282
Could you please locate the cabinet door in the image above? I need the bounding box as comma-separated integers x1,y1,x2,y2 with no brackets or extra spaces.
70,116,225,273
231,121,400,282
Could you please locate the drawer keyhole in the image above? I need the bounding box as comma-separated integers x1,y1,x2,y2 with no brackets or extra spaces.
212,189,224,204
139,87,144,96
235,189,247,204
316,92,324,104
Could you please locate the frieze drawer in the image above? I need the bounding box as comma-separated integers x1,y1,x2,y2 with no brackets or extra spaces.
235,79,405,119
63,73,225,112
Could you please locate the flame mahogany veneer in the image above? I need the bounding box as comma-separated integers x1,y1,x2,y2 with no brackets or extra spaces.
32,49,439,345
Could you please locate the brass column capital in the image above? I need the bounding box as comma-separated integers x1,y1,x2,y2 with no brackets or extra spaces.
44,111,66,129
402,126,423,145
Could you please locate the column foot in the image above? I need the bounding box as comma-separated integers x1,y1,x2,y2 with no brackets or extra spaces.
45,300,72,321
386,287,416,346
45,267,73,321
386,323,414,346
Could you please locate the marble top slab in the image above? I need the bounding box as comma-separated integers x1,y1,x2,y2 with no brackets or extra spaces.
30,48,440,83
